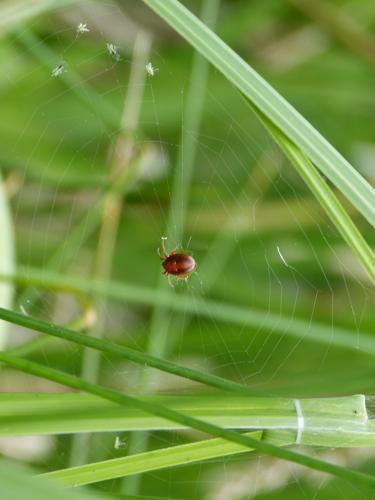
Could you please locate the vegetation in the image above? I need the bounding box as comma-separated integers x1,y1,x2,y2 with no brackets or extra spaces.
0,0,374,498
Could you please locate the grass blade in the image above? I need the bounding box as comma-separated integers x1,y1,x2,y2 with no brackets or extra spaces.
41,431,263,487
0,393,374,449
1,269,371,354
249,102,375,284
0,173,14,349
0,0,76,33
1,351,375,489
0,459,113,500
142,0,375,227
0,306,261,397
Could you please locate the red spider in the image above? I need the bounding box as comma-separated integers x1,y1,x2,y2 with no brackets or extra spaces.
158,237,196,286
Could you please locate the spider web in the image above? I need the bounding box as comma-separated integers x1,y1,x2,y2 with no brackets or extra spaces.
0,1,374,499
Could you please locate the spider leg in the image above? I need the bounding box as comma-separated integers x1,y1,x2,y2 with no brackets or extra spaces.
167,274,174,288
161,236,168,256
157,247,165,259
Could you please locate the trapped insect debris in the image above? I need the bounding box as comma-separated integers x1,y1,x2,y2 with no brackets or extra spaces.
146,62,158,77
106,42,122,62
51,63,66,78
77,22,90,34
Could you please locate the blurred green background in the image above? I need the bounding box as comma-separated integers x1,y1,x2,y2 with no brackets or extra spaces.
0,0,375,498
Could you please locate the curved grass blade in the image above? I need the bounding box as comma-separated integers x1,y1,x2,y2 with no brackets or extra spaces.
142,0,375,228
248,102,375,284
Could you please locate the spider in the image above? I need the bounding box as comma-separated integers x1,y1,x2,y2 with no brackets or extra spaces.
158,237,196,287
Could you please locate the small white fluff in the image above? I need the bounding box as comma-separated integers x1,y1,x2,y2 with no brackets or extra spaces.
106,42,121,62
77,22,90,34
114,436,127,449
145,62,157,77
51,63,66,78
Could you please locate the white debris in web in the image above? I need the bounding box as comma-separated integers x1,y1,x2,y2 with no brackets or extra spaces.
51,63,66,78
77,22,90,34
106,43,122,62
145,62,157,77
114,436,127,449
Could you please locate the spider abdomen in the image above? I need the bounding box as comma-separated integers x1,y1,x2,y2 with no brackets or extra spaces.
162,253,196,278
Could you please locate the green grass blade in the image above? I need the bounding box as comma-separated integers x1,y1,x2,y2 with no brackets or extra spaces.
0,0,76,33
141,0,375,228
2,268,371,354
0,173,14,349
0,459,113,500
41,431,263,487
0,393,374,448
1,351,375,489
249,103,375,284
0,306,260,396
